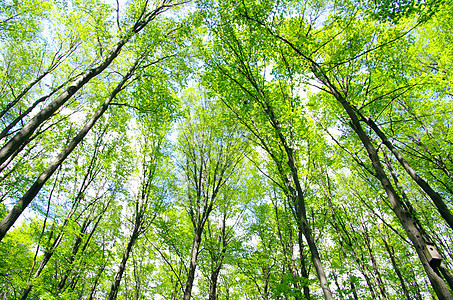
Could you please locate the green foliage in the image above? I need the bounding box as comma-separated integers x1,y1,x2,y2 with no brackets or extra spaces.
1,0,453,299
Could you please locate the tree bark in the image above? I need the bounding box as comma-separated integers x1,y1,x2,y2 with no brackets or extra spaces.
57,213,101,291
340,218,378,299
88,265,106,300
208,265,222,300
266,99,334,300
311,63,453,300
297,229,311,300
20,235,63,300
362,225,388,299
0,84,63,142
327,197,359,300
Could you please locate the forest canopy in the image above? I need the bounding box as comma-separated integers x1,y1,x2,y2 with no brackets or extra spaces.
0,0,452,299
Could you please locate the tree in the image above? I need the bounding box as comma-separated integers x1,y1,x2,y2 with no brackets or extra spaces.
0,0,189,241
176,95,247,299
1,0,452,298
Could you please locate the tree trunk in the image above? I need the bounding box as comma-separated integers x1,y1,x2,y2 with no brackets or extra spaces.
88,265,106,300
297,221,311,300
209,265,221,300
20,248,58,299
311,64,453,300
57,215,96,291
331,271,344,299
362,225,388,299
274,198,307,300
184,228,203,300
340,213,379,299
0,1,172,168
0,71,50,120
379,228,411,300
107,229,139,300
0,58,140,241
0,39,127,167
438,263,453,292
327,197,359,300
361,113,453,230
267,104,333,300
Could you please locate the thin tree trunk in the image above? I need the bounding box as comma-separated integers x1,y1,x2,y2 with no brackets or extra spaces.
362,225,388,299
339,216,378,299
378,228,411,300
58,196,110,291
20,235,63,300
327,198,359,300
0,82,64,141
107,228,140,300
297,228,311,300
57,215,97,291
208,218,227,300
273,197,307,300
0,1,172,168
0,58,140,241
0,72,50,121
89,265,106,300
0,43,76,120
311,63,453,300
408,266,423,300
0,40,126,167
267,103,333,300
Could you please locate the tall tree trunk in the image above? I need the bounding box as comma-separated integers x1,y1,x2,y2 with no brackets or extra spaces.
339,214,378,299
289,163,333,300
0,58,140,241
89,265,106,300
20,234,63,300
184,227,203,300
311,63,453,300
267,103,333,300
0,81,67,142
107,228,140,300
57,212,103,291
0,1,172,168
0,40,127,167
273,197,307,300
438,263,453,291
362,225,388,299
209,265,222,300
0,71,51,121
331,271,345,299
297,229,311,300
361,113,453,230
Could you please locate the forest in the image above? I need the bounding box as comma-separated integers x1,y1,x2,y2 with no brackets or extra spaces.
0,0,452,299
